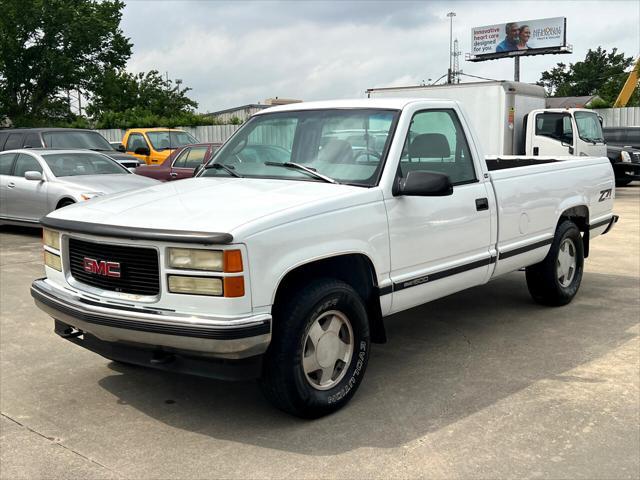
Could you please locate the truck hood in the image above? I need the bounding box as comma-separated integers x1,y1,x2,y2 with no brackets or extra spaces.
56,174,160,194
45,177,375,240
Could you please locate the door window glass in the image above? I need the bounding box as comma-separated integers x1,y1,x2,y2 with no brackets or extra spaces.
535,113,573,144
13,153,43,177
184,147,208,168
399,109,476,185
4,134,23,150
23,133,42,148
126,133,148,152
0,153,17,175
172,148,190,168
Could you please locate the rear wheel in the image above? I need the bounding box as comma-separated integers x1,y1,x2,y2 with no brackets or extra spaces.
259,278,370,418
526,220,584,306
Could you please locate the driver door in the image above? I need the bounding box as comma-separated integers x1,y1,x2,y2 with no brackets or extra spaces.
528,112,574,156
384,109,493,314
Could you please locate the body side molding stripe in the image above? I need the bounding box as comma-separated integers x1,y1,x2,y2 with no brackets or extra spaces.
40,217,233,245
385,255,496,295
498,238,553,260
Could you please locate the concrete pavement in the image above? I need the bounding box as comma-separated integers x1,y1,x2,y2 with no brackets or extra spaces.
1,186,638,479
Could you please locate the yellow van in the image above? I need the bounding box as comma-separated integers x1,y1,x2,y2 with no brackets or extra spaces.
120,128,199,165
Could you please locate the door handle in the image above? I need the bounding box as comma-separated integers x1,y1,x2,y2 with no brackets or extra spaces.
475,198,489,211
169,172,178,177
7,182,15,188
533,146,539,156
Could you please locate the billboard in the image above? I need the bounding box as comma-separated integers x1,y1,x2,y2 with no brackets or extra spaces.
470,17,567,61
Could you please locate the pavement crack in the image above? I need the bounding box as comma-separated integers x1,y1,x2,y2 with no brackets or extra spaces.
1,412,122,478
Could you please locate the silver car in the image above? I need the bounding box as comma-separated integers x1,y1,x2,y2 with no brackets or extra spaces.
0,149,159,226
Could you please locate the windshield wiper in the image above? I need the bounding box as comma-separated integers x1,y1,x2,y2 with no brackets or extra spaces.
264,161,338,184
204,162,243,178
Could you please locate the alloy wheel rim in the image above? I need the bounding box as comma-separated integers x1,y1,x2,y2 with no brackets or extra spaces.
302,310,354,391
557,238,577,287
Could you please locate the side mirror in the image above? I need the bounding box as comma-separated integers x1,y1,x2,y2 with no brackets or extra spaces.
193,164,204,177
393,171,453,197
25,171,43,181
134,146,150,156
116,144,126,152
597,115,604,126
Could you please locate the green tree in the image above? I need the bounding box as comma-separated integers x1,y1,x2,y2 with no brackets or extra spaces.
538,47,637,106
86,69,199,128
0,0,131,126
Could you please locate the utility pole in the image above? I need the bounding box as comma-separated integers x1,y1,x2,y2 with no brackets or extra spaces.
447,12,456,83
453,39,461,83
514,57,520,82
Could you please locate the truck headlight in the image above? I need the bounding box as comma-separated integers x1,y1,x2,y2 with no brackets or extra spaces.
167,248,223,271
168,275,223,296
43,228,60,250
620,151,631,163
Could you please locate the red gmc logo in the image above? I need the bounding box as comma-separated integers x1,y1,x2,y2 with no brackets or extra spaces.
83,257,121,278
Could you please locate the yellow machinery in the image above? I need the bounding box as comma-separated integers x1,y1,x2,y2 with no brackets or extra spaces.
613,58,639,107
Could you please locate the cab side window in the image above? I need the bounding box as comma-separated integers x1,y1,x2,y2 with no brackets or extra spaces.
0,153,17,175
399,109,476,185
126,133,148,152
535,113,573,145
13,153,43,177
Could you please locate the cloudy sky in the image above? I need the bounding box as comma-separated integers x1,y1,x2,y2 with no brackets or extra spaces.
121,0,640,113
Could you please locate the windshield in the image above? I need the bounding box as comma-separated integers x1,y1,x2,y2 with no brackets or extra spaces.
574,111,604,143
146,131,198,150
42,152,128,177
200,109,399,186
42,131,113,150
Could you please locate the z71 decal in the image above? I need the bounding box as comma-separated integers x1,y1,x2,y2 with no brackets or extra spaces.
599,189,613,202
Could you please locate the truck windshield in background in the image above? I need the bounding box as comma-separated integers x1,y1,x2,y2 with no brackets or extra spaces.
202,109,399,186
575,111,604,144
146,131,198,150
42,131,114,151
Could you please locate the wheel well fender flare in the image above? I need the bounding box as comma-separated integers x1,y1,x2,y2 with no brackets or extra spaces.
271,253,387,343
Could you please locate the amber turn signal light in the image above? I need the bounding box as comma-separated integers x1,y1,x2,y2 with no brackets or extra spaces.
223,276,245,297
224,250,243,273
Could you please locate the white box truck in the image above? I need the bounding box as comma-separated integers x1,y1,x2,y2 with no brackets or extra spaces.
366,81,607,158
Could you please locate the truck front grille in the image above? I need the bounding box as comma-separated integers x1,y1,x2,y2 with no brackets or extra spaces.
68,238,160,296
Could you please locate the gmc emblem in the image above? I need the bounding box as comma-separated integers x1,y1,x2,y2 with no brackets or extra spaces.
83,257,121,278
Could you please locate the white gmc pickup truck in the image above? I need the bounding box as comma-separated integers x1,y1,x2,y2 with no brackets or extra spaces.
32,99,618,418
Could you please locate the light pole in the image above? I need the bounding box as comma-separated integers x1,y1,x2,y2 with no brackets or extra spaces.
447,12,456,84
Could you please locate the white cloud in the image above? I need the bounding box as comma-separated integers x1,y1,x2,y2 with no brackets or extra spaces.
121,0,640,112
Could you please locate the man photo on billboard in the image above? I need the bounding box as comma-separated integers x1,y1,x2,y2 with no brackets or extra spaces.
496,22,519,52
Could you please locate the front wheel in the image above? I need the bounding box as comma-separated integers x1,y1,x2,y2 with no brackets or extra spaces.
525,220,584,306
259,279,370,418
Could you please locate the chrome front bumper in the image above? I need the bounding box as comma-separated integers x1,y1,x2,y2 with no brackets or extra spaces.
31,278,271,360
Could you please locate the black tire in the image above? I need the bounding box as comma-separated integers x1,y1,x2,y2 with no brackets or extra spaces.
259,278,370,418
525,220,584,306
57,199,75,209
616,178,632,187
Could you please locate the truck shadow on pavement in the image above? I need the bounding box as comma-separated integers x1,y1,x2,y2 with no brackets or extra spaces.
97,271,639,455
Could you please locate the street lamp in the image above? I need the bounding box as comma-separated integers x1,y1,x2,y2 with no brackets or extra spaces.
447,12,456,84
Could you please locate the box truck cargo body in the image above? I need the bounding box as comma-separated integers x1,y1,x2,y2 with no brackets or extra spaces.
367,81,545,156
